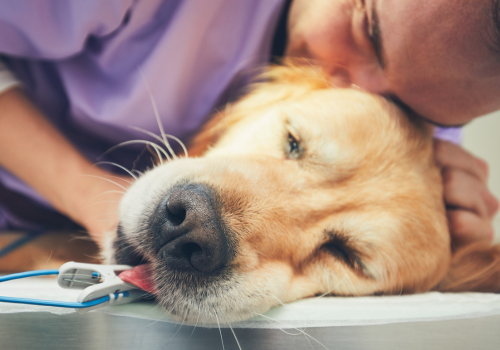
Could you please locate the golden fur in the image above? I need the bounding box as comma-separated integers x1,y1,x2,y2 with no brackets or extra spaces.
2,65,498,324
113,64,500,324
188,64,450,296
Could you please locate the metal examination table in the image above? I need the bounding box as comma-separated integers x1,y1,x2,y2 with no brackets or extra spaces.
1,311,499,350
1,263,500,350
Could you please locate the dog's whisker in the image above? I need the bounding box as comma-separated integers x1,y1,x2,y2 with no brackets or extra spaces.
251,312,302,336
254,291,309,333
101,190,127,195
130,126,189,159
142,314,165,330
94,161,138,180
189,305,201,338
254,291,293,311
303,330,315,350
79,174,129,191
316,275,348,299
88,218,120,224
141,297,166,322
252,312,329,350
98,174,134,185
129,125,165,146
162,314,185,338
89,190,127,202
139,70,177,160
164,133,188,159
42,249,54,269
110,244,135,257
103,140,169,163
83,252,103,261
140,292,177,330
214,310,226,350
228,323,243,350
146,143,167,164
81,200,122,209
129,126,172,160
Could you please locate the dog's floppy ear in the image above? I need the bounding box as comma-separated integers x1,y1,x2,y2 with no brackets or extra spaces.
436,243,500,292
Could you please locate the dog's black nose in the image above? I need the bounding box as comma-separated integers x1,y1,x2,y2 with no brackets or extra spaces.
153,184,231,274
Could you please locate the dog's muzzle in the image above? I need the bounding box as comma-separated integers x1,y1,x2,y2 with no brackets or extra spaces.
151,183,232,275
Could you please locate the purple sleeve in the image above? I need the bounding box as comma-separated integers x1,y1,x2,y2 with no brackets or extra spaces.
0,0,133,59
433,126,462,145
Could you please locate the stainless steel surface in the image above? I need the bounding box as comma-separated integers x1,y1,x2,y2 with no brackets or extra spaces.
1,312,499,350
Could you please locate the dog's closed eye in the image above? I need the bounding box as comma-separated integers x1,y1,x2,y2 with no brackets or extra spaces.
321,231,365,272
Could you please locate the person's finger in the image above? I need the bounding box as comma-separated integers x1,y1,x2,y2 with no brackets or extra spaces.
482,185,500,219
434,139,488,183
447,209,495,247
441,167,496,219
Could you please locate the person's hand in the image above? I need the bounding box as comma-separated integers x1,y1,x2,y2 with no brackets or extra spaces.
434,140,499,248
72,170,133,248
0,88,133,250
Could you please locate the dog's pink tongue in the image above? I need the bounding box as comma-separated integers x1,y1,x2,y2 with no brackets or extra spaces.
119,264,157,294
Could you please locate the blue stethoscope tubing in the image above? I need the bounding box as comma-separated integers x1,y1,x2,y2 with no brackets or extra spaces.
0,269,123,308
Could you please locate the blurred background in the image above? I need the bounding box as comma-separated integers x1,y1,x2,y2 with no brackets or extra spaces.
463,111,500,242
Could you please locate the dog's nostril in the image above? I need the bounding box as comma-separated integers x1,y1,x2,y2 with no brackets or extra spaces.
181,242,202,262
166,201,187,226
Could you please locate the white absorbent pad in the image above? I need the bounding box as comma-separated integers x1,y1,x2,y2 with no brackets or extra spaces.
2,276,500,329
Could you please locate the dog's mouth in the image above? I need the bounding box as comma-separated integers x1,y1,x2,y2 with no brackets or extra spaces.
119,264,158,294
113,226,158,293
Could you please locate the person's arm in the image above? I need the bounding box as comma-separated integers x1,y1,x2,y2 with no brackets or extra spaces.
434,140,499,248
0,88,130,246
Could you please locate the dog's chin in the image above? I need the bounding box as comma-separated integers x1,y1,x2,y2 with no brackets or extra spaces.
111,228,242,324
112,245,266,324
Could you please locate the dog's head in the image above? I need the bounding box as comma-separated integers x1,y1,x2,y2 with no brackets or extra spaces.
111,65,452,324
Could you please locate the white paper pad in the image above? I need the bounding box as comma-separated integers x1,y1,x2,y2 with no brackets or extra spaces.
2,276,500,328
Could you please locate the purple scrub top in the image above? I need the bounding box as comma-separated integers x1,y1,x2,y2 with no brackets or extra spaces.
0,0,286,230
0,0,459,230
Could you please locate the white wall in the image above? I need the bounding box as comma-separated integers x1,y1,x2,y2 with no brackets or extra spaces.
462,111,500,242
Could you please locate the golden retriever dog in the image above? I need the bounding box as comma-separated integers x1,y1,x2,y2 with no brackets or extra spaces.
108,64,500,325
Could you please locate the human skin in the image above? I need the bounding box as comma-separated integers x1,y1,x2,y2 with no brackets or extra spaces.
287,0,500,125
286,0,500,245
0,89,129,247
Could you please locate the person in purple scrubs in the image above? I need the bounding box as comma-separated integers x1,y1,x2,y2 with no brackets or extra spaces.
0,0,498,249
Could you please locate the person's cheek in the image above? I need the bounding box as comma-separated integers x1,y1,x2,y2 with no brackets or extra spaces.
350,62,390,93
290,2,356,65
